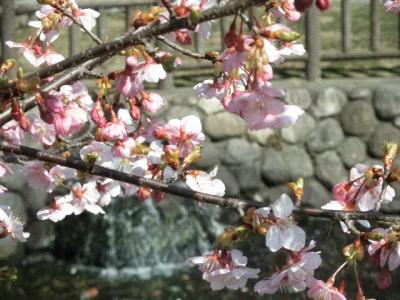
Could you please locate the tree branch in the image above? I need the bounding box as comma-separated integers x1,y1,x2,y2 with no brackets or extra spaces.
156,35,214,61
1,142,400,224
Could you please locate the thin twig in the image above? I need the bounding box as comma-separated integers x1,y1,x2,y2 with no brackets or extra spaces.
2,142,400,224
51,4,103,45
161,0,177,19
156,35,214,61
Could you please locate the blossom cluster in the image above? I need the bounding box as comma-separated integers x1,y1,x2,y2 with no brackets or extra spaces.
0,0,398,299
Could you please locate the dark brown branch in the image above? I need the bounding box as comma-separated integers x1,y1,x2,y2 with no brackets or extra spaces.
156,36,213,61
1,142,400,224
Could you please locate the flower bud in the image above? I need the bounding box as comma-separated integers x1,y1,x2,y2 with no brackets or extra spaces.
294,0,313,12
164,145,180,170
316,0,331,11
137,187,151,202
11,98,30,131
377,269,392,290
287,178,304,202
129,97,141,121
183,146,201,167
152,191,165,203
91,99,107,128
0,59,16,74
383,142,398,169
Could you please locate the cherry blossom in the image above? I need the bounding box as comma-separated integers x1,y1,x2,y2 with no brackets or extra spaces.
265,194,305,252
227,85,304,130
0,205,30,242
384,0,400,13
187,249,260,290
65,0,100,32
56,182,104,215
255,241,321,294
22,161,53,191
306,278,347,300
1,120,24,145
96,179,122,207
29,115,57,146
368,228,400,272
37,198,75,222
185,166,225,196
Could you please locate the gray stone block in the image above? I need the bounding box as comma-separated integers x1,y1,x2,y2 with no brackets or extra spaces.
262,146,313,184
368,123,400,158
340,100,377,137
348,88,372,101
302,179,332,208
284,88,313,110
315,151,347,189
204,112,246,140
222,138,262,165
338,137,367,168
374,85,400,120
228,162,262,191
306,118,344,153
281,113,316,144
248,128,275,146
311,87,348,118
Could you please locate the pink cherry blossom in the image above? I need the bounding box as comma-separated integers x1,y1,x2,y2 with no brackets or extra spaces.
272,0,301,21
220,35,253,73
22,161,53,191
62,0,100,32
28,5,61,43
187,249,260,290
306,278,347,300
53,104,88,136
116,56,142,97
112,138,136,158
368,228,400,272
164,115,205,157
1,120,24,145
80,141,113,166
194,79,227,100
255,241,321,294
0,205,30,242
102,114,128,141
29,115,57,146
185,166,225,196
227,86,304,130
141,92,164,113
48,165,77,192
59,82,94,112
265,194,305,252
134,58,167,85
96,179,122,207
384,0,400,13
36,198,75,222
57,182,104,215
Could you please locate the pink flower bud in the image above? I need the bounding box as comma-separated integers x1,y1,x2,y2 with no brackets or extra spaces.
91,99,107,128
175,30,192,45
152,191,165,203
316,0,331,11
137,187,151,202
294,0,313,12
377,269,392,290
224,22,238,48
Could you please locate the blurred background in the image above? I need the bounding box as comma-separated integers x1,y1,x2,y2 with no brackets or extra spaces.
1,0,400,299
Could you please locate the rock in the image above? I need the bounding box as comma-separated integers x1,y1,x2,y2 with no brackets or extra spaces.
193,142,220,169
315,151,347,188
262,148,290,184
284,88,313,110
228,162,262,191
368,123,400,158
164,89,198,106
348,88,372,101
216,166,240,196
340,100,377,137
222,138,262,165
204,112,246,140
262,146,313,184
311,87,348,118
55,195,223,274
302,179,331,208
338,137,367,168
248,128,275,146
264,184,291,203
0,192,26,259
281,114,316,144
197,98,224,115
306,118,344,153
164,105,202,120
394,116,400,128
374,85,400,120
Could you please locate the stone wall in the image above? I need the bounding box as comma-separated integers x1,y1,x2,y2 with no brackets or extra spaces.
2,77,400,274
159,78,400,210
